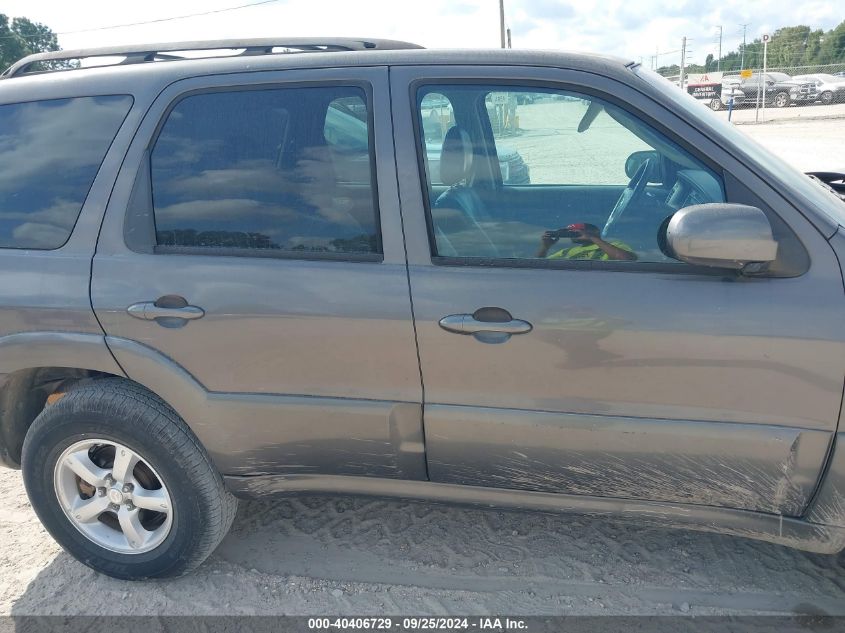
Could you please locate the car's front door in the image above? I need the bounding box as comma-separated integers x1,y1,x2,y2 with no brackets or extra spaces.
92,67,425,480
391,65,845,515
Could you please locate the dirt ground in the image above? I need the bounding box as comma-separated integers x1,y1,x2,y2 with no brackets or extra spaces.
2,468,845,616
1,105,844,618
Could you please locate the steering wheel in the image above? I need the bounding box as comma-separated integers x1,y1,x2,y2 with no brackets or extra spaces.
602,158,651,239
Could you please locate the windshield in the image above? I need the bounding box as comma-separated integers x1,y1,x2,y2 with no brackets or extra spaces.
633,66,845,229
767,72,790,82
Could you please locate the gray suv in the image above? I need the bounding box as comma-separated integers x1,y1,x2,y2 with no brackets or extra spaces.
2,38,845,580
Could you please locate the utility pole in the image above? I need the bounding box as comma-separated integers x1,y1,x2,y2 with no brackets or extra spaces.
759,33,770,124
679,36,687,89
740,23,750,69
716,25,722,72
499,0,506,49
506,28,512,49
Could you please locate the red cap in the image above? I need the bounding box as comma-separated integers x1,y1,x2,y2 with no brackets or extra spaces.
566,223,587,231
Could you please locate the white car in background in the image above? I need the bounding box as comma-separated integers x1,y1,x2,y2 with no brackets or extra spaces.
794,74,845,105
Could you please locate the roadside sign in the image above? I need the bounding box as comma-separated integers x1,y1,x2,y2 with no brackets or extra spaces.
762,33,770,42
740,69,752,79
687,82,720,101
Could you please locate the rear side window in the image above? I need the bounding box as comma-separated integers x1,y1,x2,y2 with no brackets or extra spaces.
0,95,132,249
151,85,381,256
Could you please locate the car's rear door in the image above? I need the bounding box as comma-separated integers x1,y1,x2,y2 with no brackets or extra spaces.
92,67,425,480
391,64,845,516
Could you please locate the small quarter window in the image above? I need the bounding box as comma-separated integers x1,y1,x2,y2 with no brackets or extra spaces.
0,96,132,249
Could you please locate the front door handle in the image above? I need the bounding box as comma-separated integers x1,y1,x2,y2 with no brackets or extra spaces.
127,297,205,325
439,307,532,343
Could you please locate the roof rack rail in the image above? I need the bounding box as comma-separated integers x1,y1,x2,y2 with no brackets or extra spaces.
1,37,424,78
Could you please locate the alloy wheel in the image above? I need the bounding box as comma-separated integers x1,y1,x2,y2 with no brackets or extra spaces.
53,439,173,554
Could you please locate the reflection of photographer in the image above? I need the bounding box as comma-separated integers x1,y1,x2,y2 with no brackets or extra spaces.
537,223,636,261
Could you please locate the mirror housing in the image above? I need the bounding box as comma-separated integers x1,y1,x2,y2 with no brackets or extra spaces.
665,203,778,270
625,150,660,180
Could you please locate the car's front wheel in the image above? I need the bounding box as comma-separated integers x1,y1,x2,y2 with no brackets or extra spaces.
773,92,790,108
709,98,723,111
820,91,834,105
21,379,237,579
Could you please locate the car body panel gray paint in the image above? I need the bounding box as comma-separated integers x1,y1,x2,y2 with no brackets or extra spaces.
389,64,845,513
808,434,845,529
424,405,830,515
0,332,124,377
105,336,426,478
224,473,845,554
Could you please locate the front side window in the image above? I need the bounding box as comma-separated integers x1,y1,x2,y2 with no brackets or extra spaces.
415,85,725,264
151,85,380,255
0,95,132,249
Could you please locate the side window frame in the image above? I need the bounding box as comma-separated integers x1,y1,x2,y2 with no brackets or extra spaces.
408,77,806,276
126,79,384,263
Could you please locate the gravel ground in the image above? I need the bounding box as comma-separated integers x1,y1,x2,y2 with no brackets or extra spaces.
1,103,844,619
731,113,845,172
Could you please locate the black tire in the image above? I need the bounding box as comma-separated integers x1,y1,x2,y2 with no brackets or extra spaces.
774,92,790,108
820,91,833,105
709,98,723,111
21,378,237,579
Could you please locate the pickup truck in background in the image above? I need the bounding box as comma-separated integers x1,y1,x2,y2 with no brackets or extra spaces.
721,72,818,108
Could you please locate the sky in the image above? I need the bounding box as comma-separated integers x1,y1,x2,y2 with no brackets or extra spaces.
3,0,843,69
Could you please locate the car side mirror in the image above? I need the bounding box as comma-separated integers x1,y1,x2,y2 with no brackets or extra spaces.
625,150,660,180
664,203,778,271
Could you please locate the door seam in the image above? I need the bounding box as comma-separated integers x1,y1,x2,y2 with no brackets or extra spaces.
388,65,429,481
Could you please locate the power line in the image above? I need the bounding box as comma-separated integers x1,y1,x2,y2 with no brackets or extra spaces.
0,0,283,40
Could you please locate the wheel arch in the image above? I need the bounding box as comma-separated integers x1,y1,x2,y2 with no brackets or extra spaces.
0,332,215,470
0,332,232,473
0,332,127,468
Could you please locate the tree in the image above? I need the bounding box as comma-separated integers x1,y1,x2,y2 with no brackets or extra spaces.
657,19,845,77
767,25,811,67
818,20,845,64
0,14,61,71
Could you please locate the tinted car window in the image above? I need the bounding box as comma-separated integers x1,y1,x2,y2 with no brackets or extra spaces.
416,85,725,263
151,85,380,255
0,95,132,249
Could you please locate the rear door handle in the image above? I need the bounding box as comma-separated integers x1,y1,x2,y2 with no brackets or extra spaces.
127,300,205,322
439,307,532,344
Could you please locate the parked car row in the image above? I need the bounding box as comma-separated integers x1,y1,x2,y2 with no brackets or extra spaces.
687,71,845,111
